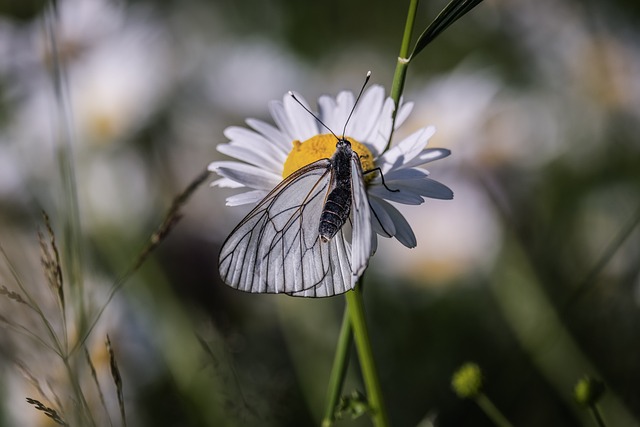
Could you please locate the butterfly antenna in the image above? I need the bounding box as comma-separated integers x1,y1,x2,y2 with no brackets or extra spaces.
342,70,371,138
288,91,340,141
289,70,372,142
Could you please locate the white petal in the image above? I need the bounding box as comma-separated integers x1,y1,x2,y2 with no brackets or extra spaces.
225,126,289,158
378,126,435,174
224,126,287,154
384,168,429,181
403,147,451,169
217,144,280,174
369,184,425,205
210,161,281,190
269,100,296,141
218,128,287,172
245,118,292,153
284,91,320,140
394,101,414,129
334,91,355,131
209,177,245,188
225,190,269,206
373,198,417,248
371,230,379,254
348,85,384,141
370,168,453,202
222,137,287,164
369,97,396,156
368,195,396,238
318,95,339,131
401,177,454,200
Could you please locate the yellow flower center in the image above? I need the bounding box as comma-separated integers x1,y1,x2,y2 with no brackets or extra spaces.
282,134,375,183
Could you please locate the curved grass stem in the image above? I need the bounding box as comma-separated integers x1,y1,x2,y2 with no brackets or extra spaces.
476,393,514,427
589,405,608,427
322,281,389,427
345,283,389,427
321,305,353,426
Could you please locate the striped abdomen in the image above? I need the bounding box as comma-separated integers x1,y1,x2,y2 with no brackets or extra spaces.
319,186,351,242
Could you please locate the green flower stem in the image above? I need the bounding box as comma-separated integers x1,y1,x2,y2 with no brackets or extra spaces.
589,405,607,427
321,307,353,427
475,393,514,427
345,284,389,427
398,0,419,60
387,0,420,152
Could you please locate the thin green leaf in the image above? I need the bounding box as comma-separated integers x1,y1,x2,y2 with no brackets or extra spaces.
409,0,484,62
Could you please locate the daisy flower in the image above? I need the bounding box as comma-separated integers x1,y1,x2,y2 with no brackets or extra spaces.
209,84,453,250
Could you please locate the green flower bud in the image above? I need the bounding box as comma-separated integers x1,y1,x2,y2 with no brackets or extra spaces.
574,376,605,406
452,362,483,398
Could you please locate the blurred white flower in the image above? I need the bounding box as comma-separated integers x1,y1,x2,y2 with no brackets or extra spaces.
498,0,640,154
80,153,153,230
0,0,171,227
62,4,172,145
0,145,22,197
203,40,310,116
375,176,501,284
3,0,172,147
407,70,500,164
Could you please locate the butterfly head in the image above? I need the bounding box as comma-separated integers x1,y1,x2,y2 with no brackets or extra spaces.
336,137,351,149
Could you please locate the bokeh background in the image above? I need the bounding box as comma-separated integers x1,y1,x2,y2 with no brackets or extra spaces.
1,0,639,426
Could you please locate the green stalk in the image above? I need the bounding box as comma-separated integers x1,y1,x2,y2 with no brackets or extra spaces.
589,405,607,427
345,284,389,427
565,203,640,307
475,393,514,427
387,0,420,152
63,355,97,427
45,5,93,424
321,307,353,426
45,0,84,351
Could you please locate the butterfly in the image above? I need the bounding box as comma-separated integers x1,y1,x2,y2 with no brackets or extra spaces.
218,75,375,297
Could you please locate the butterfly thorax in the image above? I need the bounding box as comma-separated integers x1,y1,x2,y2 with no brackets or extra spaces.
319,138,353,243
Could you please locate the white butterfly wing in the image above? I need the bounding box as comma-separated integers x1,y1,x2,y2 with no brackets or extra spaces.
288,225,353,297
219,159,358,297
349,153,372,278
291,154,372,296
